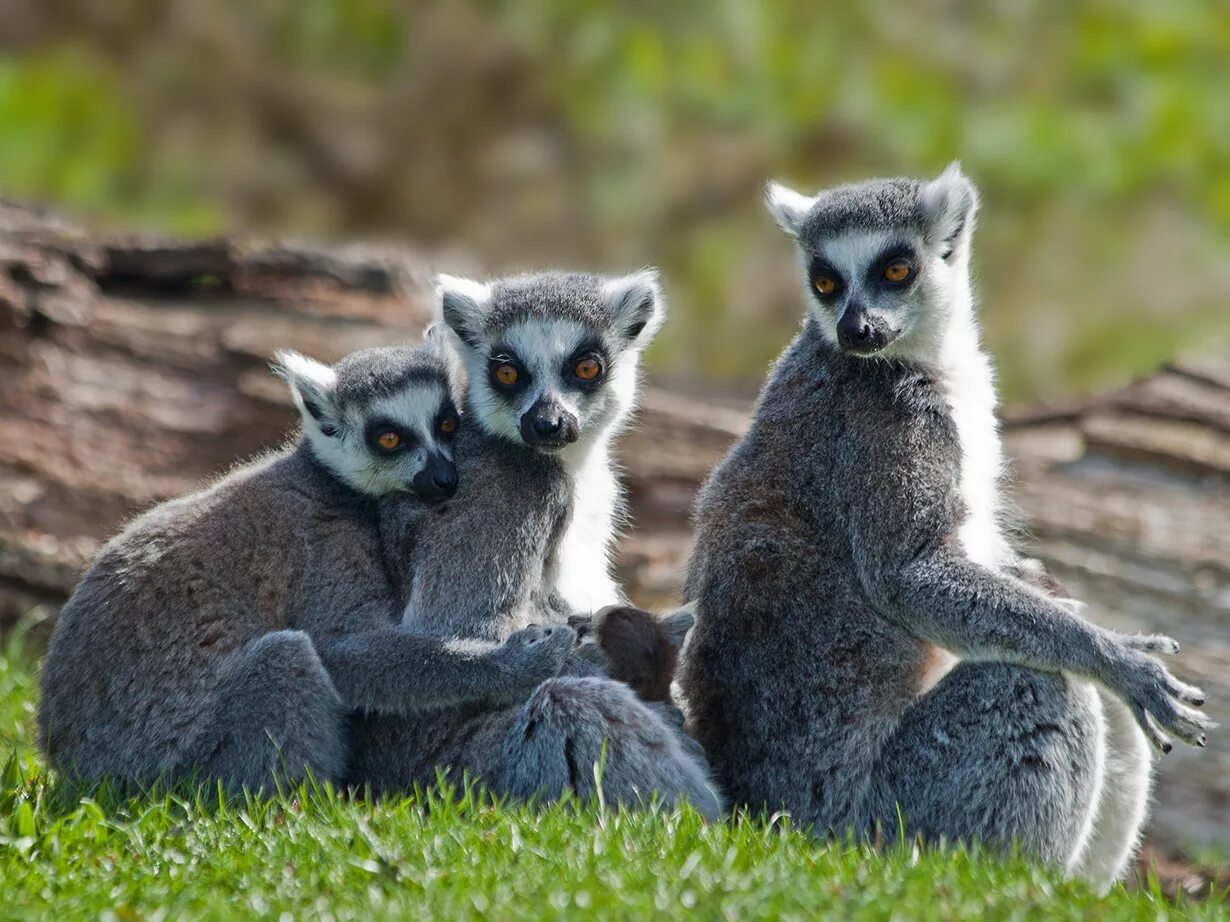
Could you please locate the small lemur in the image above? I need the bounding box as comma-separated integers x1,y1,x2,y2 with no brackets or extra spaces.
349,271,720,818
678,165,1211,888
39,340,576,791
571,604,694,702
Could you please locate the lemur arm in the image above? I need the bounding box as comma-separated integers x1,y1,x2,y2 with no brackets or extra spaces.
848,440,1210,751
313,624,574,714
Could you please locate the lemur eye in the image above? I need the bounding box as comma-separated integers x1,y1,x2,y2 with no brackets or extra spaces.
884,261,912,283
574,356,603,381
495,363,519,387
375,430,401,451
439,415,458,435
813,276,837,296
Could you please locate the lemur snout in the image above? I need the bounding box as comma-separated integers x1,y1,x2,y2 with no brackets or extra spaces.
837,307,896,356
411,453,458,500
520,398,579,449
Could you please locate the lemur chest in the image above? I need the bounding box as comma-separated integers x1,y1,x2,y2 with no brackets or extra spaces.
938,357,1010,571
547,450,622,615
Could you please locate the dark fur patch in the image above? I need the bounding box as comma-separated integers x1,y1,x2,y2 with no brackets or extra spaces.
595,606,677,702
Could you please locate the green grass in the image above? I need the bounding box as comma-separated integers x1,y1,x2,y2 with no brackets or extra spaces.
1,628,1225,921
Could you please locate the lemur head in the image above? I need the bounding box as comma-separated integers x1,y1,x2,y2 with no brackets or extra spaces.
766,162,979,362
435,270,665,454
272,337,461,500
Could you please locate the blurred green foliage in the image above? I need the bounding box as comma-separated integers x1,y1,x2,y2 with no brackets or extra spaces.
0,1,1226,401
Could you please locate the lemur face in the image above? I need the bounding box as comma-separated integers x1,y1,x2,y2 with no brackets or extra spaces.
437,270,664,453
274,344,460,499
766,163,980,362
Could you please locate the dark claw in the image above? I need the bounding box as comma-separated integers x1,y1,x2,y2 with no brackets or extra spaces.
1162,741,1173,754
1197,736,1206,747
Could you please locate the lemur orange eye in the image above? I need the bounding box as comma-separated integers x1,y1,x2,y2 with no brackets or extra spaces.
574,356,602,381
376,430,401,451
813,276,837,295
495,363,519,386
884,262,911,283
439,415,458,434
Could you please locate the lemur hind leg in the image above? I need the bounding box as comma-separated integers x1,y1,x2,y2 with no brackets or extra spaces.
865,661,1105,872
177,630,347,792
494,677,722,819
1071,688,1153,891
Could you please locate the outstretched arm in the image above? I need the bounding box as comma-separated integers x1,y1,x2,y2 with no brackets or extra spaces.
847,422,1211,753
313,623,574,714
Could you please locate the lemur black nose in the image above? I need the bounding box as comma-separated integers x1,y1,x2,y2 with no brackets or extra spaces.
520,399,579,448
411,455,457,500
837,309,893,355
533,415,562,436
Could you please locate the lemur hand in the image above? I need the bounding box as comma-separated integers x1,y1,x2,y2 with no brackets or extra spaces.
494,624,577,694
1100,631,1213,753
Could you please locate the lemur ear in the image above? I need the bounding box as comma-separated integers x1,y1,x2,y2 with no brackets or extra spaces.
436,274,493,347
421,321,468,405
271,350,341,436
765,180,814,237
660,601,696,650
602,268,665,344
421,320,452,358
921,162,979,260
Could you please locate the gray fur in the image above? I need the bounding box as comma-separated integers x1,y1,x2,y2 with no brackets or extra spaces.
39,347,572,791
348,270,721,818
679,168,1209,887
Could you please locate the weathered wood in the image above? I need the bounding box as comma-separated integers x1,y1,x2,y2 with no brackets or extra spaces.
1,203,1226,853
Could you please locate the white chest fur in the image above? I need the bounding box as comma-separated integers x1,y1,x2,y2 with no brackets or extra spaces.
937,322,1011,572
549,442,623,614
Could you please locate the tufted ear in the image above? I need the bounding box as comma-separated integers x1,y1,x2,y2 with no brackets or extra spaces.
921,161,980,260
271,350,342,436
602,268,666,345
421,321,468,405
765,180,814,237
421,320,452,358
436,274,493,347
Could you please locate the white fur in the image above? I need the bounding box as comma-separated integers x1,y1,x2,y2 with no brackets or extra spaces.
1073,688,1153,891
765,181,815,236
601,269,667,343
436,275,494,341
930,265,1013,571
549,354,642,613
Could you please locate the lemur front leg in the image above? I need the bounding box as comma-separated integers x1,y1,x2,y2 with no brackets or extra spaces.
314,623,576,714
865,546,1212,753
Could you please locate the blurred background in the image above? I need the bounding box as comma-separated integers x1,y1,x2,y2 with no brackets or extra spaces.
0,0,1226,403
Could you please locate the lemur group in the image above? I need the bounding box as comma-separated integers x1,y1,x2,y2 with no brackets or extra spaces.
39,165,1210,890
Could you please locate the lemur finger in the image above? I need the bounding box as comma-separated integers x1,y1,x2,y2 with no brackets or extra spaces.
1120,633,1180,655
1159,703,1215,748
1131,705,1173,754
1165,674,1206,708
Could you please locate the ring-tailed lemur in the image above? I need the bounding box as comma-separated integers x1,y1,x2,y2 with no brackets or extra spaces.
39,340,576,791
677,165,1210,887
349,271,720,818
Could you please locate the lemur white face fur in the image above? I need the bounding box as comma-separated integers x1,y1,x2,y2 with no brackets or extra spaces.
436,270,664,456
273,338,461,499
767,161,979,365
